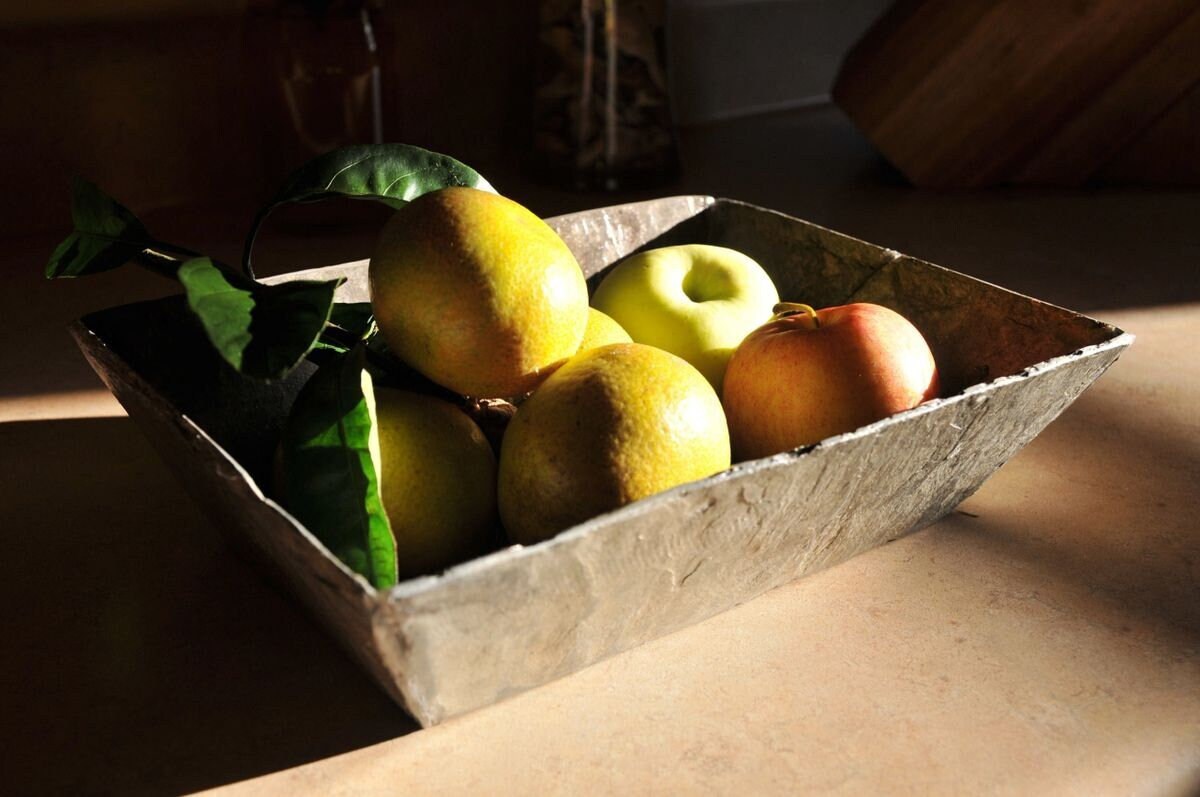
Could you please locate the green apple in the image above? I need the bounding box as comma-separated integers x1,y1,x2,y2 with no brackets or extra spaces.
591,244,780,391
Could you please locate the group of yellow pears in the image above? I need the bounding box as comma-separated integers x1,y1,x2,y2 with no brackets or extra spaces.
360,187,745,578
354,186,938,581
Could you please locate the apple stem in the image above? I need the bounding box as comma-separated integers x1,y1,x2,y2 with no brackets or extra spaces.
772,302,820,328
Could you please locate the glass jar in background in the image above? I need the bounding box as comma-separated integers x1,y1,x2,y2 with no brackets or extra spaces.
243,0,384,188
533,0,680,191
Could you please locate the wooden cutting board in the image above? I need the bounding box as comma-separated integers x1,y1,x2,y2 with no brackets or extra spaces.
832,0,1200,187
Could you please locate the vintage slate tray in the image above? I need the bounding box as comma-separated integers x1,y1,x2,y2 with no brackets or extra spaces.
71,196,1131,726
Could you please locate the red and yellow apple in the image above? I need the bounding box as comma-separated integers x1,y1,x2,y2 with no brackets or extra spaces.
722,302,940,460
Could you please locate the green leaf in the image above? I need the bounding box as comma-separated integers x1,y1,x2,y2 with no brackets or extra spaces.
177,257,342,379
46,177,155,278
328,302,376,339
312,303,377,355
280,346,397,589
243,143,495,273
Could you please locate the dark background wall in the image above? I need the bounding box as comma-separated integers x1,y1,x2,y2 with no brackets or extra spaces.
0,0,887,238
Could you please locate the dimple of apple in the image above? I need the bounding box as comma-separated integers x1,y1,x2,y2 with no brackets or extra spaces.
591,244,779,392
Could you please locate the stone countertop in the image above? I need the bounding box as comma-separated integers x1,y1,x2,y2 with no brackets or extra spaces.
3,107,1197,795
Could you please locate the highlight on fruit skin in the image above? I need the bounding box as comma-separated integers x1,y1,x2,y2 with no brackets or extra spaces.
498,342,731,545
722,301,940,461
368,186,589,399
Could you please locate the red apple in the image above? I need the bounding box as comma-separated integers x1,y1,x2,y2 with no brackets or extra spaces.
722,302,940,460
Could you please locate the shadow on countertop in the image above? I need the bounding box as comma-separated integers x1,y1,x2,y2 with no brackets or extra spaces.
0,416,418,796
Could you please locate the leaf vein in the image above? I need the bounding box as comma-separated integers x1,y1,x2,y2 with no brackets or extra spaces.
323,155,374,191
379,169,423,195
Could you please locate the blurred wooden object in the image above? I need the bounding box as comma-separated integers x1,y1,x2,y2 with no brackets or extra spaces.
832,0,1200,187
1098,79,1200,185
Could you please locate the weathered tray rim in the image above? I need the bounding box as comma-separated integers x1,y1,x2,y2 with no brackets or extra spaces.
75,194,1135,610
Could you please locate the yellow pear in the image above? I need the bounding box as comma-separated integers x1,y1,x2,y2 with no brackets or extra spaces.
369,187,588,398
579,307,632,352
369,386,498,579
498,342,730,544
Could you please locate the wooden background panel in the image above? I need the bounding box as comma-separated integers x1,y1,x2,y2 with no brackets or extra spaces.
1098,78,1200,186
1015,6,1200,185
833,0,1200,187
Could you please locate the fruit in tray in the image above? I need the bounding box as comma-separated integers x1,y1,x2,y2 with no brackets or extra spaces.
497,342,731,545
43,146,938,584
362,192,940,555
578,307,632,352
591,244,779,392
369,186,589,399
370,385,499,580
722,302,941,460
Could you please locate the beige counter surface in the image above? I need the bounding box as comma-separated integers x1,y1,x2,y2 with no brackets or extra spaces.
2,107,1198,795
205,302,1200,796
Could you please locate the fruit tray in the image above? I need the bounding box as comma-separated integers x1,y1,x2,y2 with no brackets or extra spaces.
71,196,1131,726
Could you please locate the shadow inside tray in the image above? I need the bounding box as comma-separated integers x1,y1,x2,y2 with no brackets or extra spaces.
0,416,417,796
